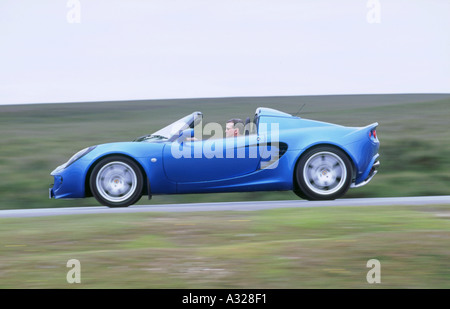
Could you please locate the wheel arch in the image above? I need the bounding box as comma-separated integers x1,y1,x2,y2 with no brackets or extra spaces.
84,153,149,198
292,143,356,191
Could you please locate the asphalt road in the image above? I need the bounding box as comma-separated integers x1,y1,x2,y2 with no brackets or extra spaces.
0,196,449,218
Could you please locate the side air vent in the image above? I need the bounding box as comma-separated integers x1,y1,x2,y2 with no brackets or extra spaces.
259,142,288,169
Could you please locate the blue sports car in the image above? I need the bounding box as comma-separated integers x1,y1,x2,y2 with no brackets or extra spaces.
49,107,380,207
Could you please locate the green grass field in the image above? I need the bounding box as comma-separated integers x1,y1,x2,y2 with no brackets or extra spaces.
0,205,449,288
1,94,449,288
0,93,449,209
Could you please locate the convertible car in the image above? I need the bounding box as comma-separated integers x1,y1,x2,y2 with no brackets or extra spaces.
50,107,380,207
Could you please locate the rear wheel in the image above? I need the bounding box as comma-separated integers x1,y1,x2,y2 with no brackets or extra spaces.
294,146,352,200
90,156,143,207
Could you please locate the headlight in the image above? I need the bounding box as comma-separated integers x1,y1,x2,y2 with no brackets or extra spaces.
65,146,96,168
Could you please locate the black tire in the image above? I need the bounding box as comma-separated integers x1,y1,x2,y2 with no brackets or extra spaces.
293,189,308,199
294,146,353,200
90,156,144,207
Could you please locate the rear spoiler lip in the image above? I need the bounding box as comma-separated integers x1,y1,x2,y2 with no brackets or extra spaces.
367,122,379,129
344,122,379,140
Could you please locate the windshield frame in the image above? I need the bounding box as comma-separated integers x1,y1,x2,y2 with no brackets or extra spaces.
136,111,202,143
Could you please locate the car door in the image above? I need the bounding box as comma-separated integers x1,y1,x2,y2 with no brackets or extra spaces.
162,134,261,183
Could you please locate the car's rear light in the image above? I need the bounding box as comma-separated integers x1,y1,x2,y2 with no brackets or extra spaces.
369,128,378,140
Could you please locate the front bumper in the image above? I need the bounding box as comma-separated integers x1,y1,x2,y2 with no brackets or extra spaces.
49,160,87,199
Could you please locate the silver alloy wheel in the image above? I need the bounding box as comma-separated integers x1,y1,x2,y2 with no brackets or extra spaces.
95,161,138,203
302,151,347,195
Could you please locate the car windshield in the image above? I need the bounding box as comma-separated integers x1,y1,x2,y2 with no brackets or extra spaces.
135,112,202,142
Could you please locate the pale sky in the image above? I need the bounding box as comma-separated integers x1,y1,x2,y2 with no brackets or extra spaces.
0,0,449,105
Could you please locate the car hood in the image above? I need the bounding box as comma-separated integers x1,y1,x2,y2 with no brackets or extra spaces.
88,141,165,158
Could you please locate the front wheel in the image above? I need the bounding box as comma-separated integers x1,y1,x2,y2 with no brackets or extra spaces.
294,146,353,200
90,156,144,207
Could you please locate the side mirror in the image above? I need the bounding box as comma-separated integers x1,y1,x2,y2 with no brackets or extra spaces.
177,129,194,143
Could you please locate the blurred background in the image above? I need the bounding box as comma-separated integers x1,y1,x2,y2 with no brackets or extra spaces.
0,93,449,210
0,1,449,289
0,0,449,209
